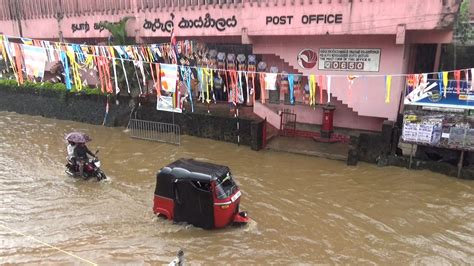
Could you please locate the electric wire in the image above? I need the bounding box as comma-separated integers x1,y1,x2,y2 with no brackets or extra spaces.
0,221,98,266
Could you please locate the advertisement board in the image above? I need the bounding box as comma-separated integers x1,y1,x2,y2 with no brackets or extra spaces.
318,48,381,72
404,79,474,109
402,110,474,151
156,95,182,113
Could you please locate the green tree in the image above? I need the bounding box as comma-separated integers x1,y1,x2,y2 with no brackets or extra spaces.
99,17,133,46
455,0,473,45
98,17,146,97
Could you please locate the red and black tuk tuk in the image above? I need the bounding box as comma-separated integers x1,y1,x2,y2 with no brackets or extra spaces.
153,159,249,229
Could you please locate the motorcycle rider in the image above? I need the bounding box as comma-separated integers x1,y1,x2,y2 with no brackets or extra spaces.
74,142,95,178
66,141,77,172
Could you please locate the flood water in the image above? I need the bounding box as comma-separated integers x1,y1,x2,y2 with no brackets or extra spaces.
0,112,473,265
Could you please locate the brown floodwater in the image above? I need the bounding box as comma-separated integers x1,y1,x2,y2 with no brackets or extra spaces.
0,112,473,265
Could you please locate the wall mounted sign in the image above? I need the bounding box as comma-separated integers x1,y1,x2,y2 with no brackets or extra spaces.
265,14,343,25
318,48,381,72
404,79,474,109
71,21,118,33
143,13,238,33
297,48,318,69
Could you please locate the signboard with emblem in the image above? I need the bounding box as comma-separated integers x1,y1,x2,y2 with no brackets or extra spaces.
318,48,381,72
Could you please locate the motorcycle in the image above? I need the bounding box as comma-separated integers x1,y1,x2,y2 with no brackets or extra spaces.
65,150,107,181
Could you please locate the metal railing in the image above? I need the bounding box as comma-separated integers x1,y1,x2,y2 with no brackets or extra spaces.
128,118,181,145
279,110,296,137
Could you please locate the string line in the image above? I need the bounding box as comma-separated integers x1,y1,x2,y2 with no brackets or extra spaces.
0,222,98,266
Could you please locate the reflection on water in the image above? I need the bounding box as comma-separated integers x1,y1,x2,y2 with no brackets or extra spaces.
0,112,473,264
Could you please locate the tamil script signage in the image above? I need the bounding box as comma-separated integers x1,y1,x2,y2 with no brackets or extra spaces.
404,79,474,109
318,48,381,72
71,21,118,33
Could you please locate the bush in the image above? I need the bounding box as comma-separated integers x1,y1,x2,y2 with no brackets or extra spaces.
0,79,109,97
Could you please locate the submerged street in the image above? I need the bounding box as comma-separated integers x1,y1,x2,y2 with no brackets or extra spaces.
0,112,473,264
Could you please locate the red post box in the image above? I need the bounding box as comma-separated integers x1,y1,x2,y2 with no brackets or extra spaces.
321,105,335,138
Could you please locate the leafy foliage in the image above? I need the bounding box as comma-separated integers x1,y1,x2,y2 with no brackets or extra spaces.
455,0,473,45
98,17,145,97
0,79,103,96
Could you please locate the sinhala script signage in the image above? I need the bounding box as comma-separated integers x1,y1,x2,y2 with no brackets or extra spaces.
318,48,381,72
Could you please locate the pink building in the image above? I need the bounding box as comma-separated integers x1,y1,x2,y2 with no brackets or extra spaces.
0,0,461,132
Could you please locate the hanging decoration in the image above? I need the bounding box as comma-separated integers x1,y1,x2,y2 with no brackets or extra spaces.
318,75,324,104
288,74,295,105
308,74,316,106
327,75,331,103
160,63,178,93
454,70,461,95
437,72,443,96
347,75,358,104
385,75,392,104
2,34,474,114
442,71,448,98
22,44,47,79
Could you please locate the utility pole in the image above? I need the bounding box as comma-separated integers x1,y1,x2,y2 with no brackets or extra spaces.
11,0,23,37
54,0,65,42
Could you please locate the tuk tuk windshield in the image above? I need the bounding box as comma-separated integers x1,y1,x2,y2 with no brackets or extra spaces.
215,172,237,199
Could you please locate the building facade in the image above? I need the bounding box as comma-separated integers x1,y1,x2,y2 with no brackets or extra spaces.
0,0,462,132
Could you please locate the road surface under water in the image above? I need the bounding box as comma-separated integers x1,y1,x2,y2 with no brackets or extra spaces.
0,112,473,264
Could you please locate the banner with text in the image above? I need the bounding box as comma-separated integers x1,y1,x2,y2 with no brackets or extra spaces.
404,79,474,109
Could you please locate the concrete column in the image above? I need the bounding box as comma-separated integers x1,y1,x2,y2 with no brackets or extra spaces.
433,43,442,75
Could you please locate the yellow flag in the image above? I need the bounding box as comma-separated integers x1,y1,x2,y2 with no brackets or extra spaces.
442,71,448,97
385,75,392,103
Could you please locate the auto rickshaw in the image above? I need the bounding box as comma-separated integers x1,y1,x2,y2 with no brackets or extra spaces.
153,159,249,229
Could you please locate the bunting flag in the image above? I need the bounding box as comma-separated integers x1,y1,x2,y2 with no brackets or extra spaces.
60,51,71,90
154,63,161,97
238,70,244,104
14,43,24,84
454,70,461,95
318,75,324,104
180,66,194,112
309,74,316,106
385,75,392,103
22,44,47,79
0,36,8,70
109,47,119,95
442,71,448,98
229,69,239,105
406,74,415,94
471,68,474,91
327,75,331,103
67,49,82,91
347,75,358,104
4,33,474,110
288,74,294,105
465,69,470,92
259,73,266,104
203,67,213,104
244,71,250,104
160,63,178,93
437,72,443,96
4,40,19,83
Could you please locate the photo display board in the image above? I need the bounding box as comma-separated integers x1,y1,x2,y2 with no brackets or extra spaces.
402,110,474,151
